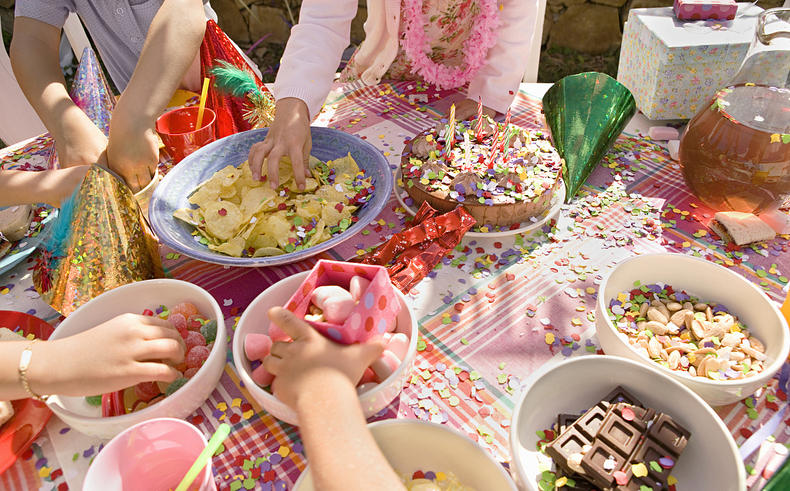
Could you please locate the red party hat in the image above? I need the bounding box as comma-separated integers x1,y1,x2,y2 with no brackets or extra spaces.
200,20,272,139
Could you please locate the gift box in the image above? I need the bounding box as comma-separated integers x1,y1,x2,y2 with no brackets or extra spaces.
673,0,737,21
281,260,401,344
617,4,763,120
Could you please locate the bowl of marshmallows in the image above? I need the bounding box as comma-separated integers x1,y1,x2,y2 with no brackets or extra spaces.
232,260,418,425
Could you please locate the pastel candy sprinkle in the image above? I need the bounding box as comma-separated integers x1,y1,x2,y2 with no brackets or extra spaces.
659,456,675,469
621,406,635,421
649,460,662,473
632,462,648,477
667,475,679,486
613,470,628,485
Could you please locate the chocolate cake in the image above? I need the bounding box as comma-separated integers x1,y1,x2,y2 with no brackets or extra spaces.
400,117,563,227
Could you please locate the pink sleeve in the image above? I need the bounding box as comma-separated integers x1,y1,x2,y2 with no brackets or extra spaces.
272,0,359,119
467,0,538,114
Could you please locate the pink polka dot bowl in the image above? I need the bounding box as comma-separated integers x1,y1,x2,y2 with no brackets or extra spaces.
232,271,418,426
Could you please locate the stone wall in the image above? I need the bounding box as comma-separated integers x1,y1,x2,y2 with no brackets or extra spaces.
1,0,786,74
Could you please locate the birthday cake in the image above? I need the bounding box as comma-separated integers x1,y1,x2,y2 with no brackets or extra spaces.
400,115,563,227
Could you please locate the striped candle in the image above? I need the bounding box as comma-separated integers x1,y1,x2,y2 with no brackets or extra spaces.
474,97,484,142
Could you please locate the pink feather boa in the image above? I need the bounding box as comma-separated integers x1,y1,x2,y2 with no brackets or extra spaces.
402,0,500,89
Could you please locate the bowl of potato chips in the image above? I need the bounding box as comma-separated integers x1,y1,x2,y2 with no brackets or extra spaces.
149,127,393,266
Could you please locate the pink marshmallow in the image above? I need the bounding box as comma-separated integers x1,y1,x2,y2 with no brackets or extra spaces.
349,275,371,302
370,350,401,381
384,333,409,360
244,333,273,361
251,364,275,387
356,382,378,395
648,126,680,141
311,285,355,324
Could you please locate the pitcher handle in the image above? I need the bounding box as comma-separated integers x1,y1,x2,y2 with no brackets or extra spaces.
757,8,790,44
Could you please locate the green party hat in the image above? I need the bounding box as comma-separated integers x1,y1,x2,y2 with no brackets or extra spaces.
542,72,636,202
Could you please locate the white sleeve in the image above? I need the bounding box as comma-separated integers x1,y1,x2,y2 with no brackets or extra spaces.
467,0,537,114
272,0,359,119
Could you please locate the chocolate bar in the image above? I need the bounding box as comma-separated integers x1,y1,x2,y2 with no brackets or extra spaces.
580,403,690,489
545,387,689,490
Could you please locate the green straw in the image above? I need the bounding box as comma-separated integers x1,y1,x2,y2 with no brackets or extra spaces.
174,423,231,491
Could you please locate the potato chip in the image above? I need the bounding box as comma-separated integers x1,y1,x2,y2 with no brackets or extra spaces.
209,236,245,256
201,201,243,241
174,155,373,258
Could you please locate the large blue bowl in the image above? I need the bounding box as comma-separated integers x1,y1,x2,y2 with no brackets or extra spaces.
149,127,393,267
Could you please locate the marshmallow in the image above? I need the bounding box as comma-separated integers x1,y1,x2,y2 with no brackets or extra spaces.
311,285,355,324
349,275,371,302
667,140,680,161
251,364,275,387
384,332,410,360
370,350,401,381
648,126,680,141
244,333,273,361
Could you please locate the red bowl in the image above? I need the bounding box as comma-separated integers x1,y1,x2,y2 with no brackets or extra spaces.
0,311,55,476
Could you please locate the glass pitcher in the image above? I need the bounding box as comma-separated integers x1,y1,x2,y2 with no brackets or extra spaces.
679,8,790,214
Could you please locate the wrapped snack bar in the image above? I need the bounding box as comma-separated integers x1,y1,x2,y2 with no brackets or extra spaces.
280,260,401,345
353,202,476,293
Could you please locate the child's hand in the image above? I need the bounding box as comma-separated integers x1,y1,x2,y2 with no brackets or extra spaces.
247,98,312,191
30,314,185,397
39,167,90,208
263,307,384,408
107,124,159,193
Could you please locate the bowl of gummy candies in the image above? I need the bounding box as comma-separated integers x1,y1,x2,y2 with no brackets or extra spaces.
595,253,790,406
46,279,226,439
294,419,517,490
232,260,418,425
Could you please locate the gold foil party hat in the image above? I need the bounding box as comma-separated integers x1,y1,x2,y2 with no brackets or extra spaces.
34,165,162,315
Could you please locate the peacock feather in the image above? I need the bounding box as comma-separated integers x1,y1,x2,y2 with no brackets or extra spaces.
208,60,276,128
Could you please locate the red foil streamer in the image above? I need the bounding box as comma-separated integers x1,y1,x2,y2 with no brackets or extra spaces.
199,20,271,139
352,202,476,293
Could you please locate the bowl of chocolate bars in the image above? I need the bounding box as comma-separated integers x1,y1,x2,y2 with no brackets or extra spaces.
509,356,744,491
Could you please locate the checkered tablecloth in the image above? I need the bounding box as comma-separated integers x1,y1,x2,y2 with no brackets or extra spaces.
1,82,788,491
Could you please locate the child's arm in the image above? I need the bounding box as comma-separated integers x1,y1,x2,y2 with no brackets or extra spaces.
108,0,206,192
0,167,88,208
263,307,405,491
466,0,537,115
248,0,358,189
0,314,184,400
10,17,108,168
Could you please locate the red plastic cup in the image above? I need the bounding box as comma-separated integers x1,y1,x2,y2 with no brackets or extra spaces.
155,107,216,163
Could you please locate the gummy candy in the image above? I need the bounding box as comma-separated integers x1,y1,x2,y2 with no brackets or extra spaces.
186,345,210,369
185,331,207,352
165,377,189,396
134,381,160,403
200,319,218,344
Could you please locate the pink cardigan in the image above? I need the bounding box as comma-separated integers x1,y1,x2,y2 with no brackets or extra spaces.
273,0,539,118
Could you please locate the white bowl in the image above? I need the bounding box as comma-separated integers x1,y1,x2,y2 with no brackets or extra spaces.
294,419,517,490
232,271,417,426
46,279,226,439
509,356,745,491
595,253,789,406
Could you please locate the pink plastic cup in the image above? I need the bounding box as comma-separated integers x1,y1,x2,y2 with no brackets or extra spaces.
155,107,216,163
83,417,216,491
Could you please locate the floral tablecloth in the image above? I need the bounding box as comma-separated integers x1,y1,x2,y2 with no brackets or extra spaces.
1,82,788,491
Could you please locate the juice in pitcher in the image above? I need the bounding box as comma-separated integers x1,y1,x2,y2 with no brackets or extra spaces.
679,84,790,213
679,7,790,213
